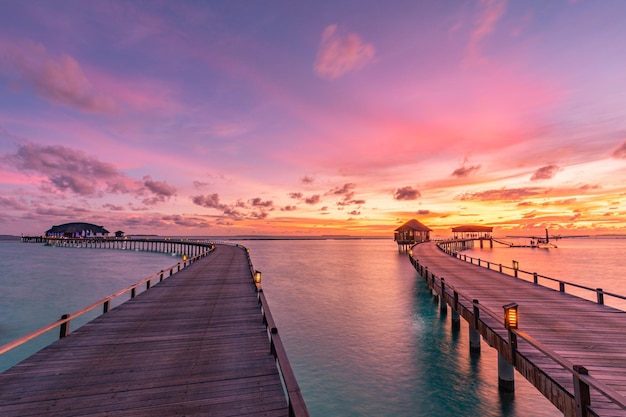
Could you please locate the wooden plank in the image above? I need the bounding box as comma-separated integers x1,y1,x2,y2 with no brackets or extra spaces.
413,242,626,417
0,245,291,417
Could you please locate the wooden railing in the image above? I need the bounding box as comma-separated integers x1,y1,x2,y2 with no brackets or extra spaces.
410,244,626,416
242,245,310,417
437,241,626,307
0,244,214,357
23,236,214,260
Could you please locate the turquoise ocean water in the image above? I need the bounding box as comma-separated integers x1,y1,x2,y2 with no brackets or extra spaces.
2,237,625,416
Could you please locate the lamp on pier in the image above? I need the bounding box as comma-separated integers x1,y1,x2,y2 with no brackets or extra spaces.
254,270,262,284
409,249,413,256
512,260,519,271
503,303,518,329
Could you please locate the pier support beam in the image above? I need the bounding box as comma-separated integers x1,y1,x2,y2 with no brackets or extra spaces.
439,278,447,314
470,299,481,354
451,309,460,331
469,326,481,354
498,353,515,392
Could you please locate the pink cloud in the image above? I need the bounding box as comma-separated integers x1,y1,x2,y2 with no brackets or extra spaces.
465,0,507,64
314,24,375,79
612,140,626,158
0,39,115,113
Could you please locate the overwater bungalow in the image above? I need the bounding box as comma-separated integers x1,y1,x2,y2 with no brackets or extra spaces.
394,219,432,251
45,222,110,238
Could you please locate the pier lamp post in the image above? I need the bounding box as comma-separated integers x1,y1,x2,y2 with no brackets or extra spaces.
503,302,519,374
409,249,413,257
254,270,262,285
503,303,519,329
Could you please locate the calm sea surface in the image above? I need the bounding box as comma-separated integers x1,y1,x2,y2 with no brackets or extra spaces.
1,238,624,416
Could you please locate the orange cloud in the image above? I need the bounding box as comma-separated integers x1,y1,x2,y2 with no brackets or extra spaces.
457,187,546,202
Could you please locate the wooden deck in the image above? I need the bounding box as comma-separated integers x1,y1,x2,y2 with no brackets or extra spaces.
412,242,626,417
0,245,291,416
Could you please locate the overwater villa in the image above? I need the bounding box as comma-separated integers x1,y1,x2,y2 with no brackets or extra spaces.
45,222,110,238
394,219,432,251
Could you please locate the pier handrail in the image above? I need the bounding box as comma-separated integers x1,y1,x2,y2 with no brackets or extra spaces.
436,241,626,307
0,245,214,357
242,245,310,417
410,246,626,413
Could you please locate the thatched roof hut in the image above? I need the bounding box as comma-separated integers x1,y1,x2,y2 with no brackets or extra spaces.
394,219,432,246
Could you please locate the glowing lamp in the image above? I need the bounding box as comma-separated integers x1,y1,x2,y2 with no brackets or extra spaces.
503,303,519,329
409,249,413,256
512,260,519,271
183,255,187,262
254,270,262,284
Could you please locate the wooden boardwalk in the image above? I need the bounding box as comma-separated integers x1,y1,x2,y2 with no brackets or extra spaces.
0,245,292,416
412,242,626,417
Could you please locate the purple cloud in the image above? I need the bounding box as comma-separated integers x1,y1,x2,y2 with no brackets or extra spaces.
452,164,481,178
394,186,421,200
305,194,321,204
531,164,560,181
7,143,122,196
141,175,176,205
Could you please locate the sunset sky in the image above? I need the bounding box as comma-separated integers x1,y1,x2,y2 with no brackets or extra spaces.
1,0,626,237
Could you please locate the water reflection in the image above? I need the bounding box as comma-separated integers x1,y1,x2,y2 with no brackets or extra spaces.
246,240,562,417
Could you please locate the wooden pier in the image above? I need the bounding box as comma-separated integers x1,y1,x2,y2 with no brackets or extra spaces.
0,244,308,416
411,241,626,417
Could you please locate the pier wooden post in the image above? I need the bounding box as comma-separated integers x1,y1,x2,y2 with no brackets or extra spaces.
573,365,590,417
59,314,70,338
596,288,604,305
452,291,460,330
470,299,481,354
440,278,447,314
498,353,515,392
